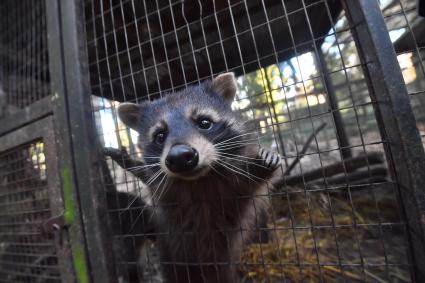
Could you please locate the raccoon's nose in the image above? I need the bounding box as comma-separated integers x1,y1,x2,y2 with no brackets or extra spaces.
165,144,199,173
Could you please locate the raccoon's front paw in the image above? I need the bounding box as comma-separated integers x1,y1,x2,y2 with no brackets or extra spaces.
102,147,130,159
259,148,281,171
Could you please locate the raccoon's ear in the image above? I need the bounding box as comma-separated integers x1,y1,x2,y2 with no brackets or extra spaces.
118,102,140,130
212,72,237,103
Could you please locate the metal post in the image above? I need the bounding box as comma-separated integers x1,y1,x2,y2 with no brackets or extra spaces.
46,0,117,282
316,48,352,159
0,67,6,119
343,0,425,281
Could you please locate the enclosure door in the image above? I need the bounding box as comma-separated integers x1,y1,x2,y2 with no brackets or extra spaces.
0,117,75,282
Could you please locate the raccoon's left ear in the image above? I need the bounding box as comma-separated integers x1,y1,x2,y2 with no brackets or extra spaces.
117,102,140,130
212,72,237,104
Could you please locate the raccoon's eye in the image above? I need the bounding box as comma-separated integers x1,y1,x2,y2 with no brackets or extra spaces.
197,118,213,130
154,131,166,145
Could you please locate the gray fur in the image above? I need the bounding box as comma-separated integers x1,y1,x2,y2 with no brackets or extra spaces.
116,73,281,283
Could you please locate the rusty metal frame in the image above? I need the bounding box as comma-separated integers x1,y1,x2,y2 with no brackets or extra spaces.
0,96,52,137
0,116,75,283
45,0,117,282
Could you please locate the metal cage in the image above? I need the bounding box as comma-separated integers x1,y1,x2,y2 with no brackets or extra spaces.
0,0,424,282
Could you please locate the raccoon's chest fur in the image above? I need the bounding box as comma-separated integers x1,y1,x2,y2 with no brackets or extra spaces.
155,176,267,279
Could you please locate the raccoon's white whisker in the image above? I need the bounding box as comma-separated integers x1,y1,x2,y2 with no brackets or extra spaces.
220,159,268,183
216,160,258,184
128,201,154,233
150,173,167,205
126,163,160,171
220,140,258,145
127,202,153,233
145,169,161,185
213,132,258,146
215,137,259,145
119,191,143,216
214,138,259,148
214,132,257,146
128,163,160,169
209,164,227,179
141,169,165,217
216,154,268,169
127,167,155,172
121,168,162,211
216,153,254,163
142,156,161,159
121,170,159,212
216,139,258,145
218,137,258,143
152,175,168,207
148,176,172,223
211,120,251,142
146,169,165,187
214,161,242,184
216,159,264,184
215,142,258,150
154,173,167,196
147,170,167,205
160,177,173,202
156,175,169,200
216,151,262,161
128,170,166,232
158,173,168,190
215,142,259,150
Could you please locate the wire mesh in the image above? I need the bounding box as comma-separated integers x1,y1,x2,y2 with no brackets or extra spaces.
0,141,61,283
84,0,416,281
380,0,425,146
0,0,50,116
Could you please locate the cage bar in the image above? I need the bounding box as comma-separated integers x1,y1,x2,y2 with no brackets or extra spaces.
45,0,117,282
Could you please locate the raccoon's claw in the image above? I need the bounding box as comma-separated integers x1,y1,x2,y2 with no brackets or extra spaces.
102,147,130,159
259,148,281,170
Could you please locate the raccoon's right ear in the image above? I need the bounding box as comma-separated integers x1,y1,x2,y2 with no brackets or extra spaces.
212,72,237,104
118,102,141,130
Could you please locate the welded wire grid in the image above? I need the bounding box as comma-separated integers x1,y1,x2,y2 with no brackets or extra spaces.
85,0,415,281
0,0,50,116
380,0,425,146
0,141,60,283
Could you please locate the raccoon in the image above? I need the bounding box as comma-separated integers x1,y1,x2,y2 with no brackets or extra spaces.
110,73,281,283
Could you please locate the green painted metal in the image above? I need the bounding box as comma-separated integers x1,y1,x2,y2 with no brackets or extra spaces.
62,167,76,225
72,243,90,283
61,166,90,283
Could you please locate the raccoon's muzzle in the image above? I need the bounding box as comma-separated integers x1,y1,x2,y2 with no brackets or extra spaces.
165,144,199,173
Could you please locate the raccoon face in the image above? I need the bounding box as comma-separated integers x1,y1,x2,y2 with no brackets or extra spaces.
118,73,243,181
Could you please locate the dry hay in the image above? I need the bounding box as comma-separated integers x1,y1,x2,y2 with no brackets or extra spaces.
240,184,411,282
